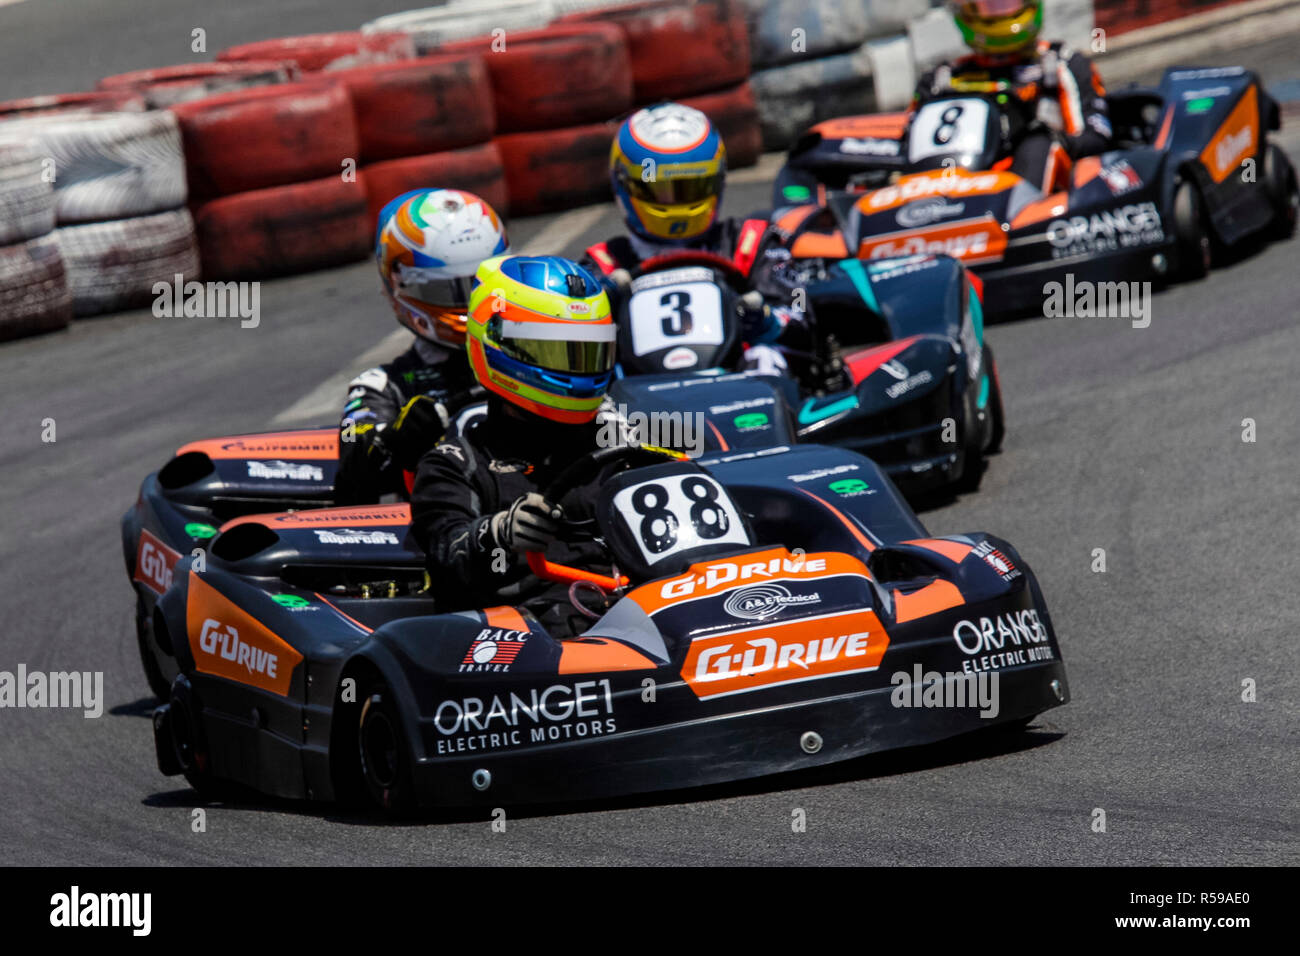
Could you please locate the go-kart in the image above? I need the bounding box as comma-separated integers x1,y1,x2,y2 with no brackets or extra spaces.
771,66,1298,315
146,441,1069,810
611,249,1004,496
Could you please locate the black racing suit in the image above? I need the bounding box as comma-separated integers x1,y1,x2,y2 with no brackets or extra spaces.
409,399,610,636
335,337,481,505
913,39,1112,191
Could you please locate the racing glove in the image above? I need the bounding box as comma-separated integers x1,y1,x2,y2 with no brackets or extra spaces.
380,395,453,472
489,493,562,553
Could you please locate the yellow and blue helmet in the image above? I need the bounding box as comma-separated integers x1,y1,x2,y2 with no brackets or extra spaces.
465,255,615,425
610,103,726,242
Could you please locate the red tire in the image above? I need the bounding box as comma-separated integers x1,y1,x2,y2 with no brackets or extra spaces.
170,81,360,200
97,61,296,108
681,81,762,169
0,90,146,118
328,55,494,163
191,175,370,280
558,0,749,101
440,24,633,133
363,142,508,229
216,31,415,72
496,121,616,216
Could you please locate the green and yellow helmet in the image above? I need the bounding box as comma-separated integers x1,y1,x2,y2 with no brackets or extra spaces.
465,255,615,425
949,0,1043,56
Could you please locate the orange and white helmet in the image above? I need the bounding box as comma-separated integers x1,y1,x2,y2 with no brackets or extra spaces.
375,188,509,347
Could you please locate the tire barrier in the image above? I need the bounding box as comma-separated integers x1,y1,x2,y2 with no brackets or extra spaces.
97,62,298,108
558,0,749,101
329,55,494,163
55,208,200,317
215,31,417,73
0,142,57,246
680,81,762,169
3,111,187,224
0,233,72,341
440,24,632,132
0,91,147,119
363,142,509,228
171,81,359,200
191,175,371,280
361,2,556,55
497,120,616,215
750,40,876,150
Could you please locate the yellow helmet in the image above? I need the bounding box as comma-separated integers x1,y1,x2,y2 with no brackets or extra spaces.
949,0,1043,56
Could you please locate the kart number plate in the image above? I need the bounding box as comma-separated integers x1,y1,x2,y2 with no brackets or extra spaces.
612,473,749,565
627,272,725,357
908,98,991,163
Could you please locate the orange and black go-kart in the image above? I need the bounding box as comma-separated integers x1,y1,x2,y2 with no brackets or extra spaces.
771,67,1299,316
608,248,1004,498
121,383,801,700
141,441,1067,811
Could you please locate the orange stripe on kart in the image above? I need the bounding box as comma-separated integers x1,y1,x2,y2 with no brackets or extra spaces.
811,112,909,141
1153,105,1174,149
794,489,877,553
483,606,529,633
1072,155,1102,188
186,572,304,696
1200,84,1258,183
177,428,338,461
904,538,974,564
857,217,1008,266
558,637,656,675
893,579,964,624
221,503,411,532
1009,191,1068,229
855,170,1022,216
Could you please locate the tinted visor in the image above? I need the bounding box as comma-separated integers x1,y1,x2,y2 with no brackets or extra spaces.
394,268,474,310
956,0,1031,16
491,318,616,374
619,167,723,206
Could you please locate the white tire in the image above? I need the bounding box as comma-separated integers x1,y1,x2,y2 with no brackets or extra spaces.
363,1,555,54
0,234,72,341
55,208,199,317
0,141,56,245
1,111,187,224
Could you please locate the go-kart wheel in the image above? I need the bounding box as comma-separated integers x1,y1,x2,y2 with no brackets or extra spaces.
358,678,416,815
169,677,238,801
1263,143,1298,240
1172,179,1211,281
135,594,170,701
955,431,984,494
984,346,1005,455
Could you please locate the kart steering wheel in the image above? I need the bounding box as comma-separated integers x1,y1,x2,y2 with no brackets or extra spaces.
634,250,751,291
524,444,685,589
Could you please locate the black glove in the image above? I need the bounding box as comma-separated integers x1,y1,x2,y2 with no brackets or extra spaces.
381,395,451,471
489,493,562,553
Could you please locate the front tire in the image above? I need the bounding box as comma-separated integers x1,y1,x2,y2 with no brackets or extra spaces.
1172,179,1211,281
1264,143,1299,240
983,346,1006,455
358,678,417,814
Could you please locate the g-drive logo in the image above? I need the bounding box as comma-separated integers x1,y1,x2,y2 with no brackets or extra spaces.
198,619,279,679
50,886,151,936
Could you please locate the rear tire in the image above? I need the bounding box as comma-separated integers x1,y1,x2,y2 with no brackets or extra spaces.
955,417,984,494
169,677,238,801
983,346,1006,455
1172,179,1211,281
357,677,417,815
135,594,170,701
1263,143,1298,240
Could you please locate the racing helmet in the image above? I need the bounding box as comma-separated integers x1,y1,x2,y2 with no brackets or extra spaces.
465,255,615,424
610,103,726,242
375,188,509,347
949,0,1042,56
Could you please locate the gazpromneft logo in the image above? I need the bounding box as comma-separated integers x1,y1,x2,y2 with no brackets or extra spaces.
133,529,181,597
681,608,889,699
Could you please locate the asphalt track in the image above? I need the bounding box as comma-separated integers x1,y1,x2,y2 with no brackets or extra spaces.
1,3,1297,865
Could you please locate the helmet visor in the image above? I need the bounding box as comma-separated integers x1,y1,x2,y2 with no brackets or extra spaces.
619,168,724,206
491,318,616,374
954,0,1031,15
394,267,475,310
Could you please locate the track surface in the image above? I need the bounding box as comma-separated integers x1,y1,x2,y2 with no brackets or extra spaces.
1,5,1297,864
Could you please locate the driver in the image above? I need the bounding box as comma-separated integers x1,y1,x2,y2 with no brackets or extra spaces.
580,102,803,376
914,0,1112,192
409,254,618,636
334,188,509,505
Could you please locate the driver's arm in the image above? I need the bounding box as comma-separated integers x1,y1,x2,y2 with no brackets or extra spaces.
1055,48,1112,158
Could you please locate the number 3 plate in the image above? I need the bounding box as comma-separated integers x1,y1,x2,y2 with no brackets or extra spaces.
627,268,725,357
